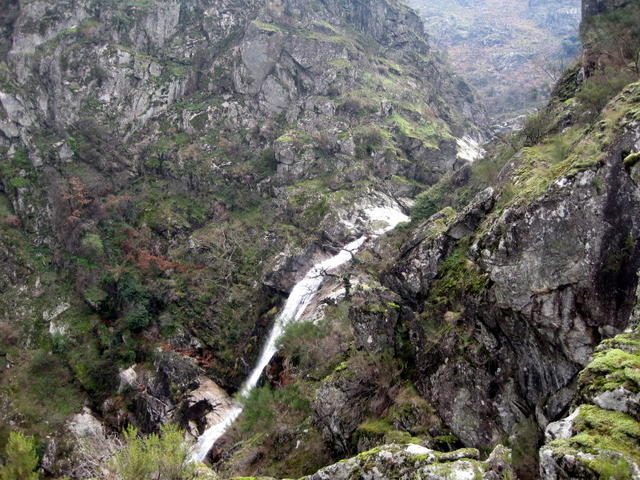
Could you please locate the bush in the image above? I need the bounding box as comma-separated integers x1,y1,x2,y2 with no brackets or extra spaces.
239,384,311,434
109,424,196,480
11,350,84,434
520,110,550,146
278,321,326,370
582,5,640,72
347,351,404,416
411,192,438,223
0,432,39,480
255,147,277,177
354,126,385,158
81,233,104,257
576,68,636,118
124,304,151,332
67,344,118,400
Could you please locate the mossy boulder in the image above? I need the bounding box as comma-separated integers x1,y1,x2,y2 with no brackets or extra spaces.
540,329,640,479
305,443,513,480
540,405,640,479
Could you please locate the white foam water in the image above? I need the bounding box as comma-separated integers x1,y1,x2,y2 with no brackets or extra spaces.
189,207,408,463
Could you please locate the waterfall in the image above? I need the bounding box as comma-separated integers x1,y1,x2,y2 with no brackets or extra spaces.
189,207,409,463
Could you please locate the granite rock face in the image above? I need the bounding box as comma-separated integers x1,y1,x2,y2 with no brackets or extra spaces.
539,326,640,479
0,0,486,453
41,407,112,479
382,104,640,451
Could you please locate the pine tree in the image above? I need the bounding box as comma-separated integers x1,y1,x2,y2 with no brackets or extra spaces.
0,432,39,480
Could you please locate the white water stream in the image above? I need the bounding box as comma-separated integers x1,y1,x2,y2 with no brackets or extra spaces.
190,207,409,463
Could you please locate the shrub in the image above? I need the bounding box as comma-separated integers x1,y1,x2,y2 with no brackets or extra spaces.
239,384,311,434
347,351,404,416
582,5,640,72
109,424,197,480
256,148,277,177
411,192,438,222
314,133,336,155
354,126,385,158
12,350,84,432
81,233,104,257
124,304,151,332
278,321,326,370
576,68,636,118
428,237,490,307
0,432,39,480
338,96,366,115
521,110,550,146
68,344,118,400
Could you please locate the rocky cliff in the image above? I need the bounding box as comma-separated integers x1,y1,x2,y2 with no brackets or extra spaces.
210,1,640,477
0,0,486,473
582,0,636,18
1,0,640,479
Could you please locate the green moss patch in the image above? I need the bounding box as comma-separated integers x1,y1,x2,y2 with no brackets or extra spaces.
548,405,640,472
428,238,490,305
581,348,640,394
388,113,451,149
623,152,640,168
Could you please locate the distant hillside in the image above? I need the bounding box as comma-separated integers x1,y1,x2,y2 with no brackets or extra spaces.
408,0,581,127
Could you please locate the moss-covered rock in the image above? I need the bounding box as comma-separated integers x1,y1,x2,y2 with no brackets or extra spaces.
540,328,640,479
305,443,513,480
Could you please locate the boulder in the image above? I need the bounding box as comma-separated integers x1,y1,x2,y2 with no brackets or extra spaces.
307,443,514,480
42,408,113,479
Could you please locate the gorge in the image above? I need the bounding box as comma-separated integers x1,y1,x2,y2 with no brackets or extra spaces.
191,204,408,463
0,0,639,479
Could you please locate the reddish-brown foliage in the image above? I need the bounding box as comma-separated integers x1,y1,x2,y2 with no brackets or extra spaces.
62,177,92,223
121,229,191,273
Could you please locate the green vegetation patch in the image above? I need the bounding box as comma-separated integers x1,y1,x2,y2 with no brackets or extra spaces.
0,432,39,480
1,350,84,439
252,20,286,33
429,238,490,305
623,152,640,168
548,405,640,477
581,347,640,394
328,57,351,69
276,129,314,146
0,147,35,193
388,113,452,149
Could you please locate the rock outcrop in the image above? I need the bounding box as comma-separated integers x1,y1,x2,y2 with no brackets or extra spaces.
0,0,486,455
582,0,636,19
306,443,514,480
539,327,640,479
41,407,113,479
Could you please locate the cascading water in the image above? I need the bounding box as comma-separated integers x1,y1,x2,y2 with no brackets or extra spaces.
189,206,409,463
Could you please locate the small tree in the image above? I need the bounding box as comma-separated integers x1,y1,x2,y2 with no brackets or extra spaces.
0,432,39,480
520,110,549,146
